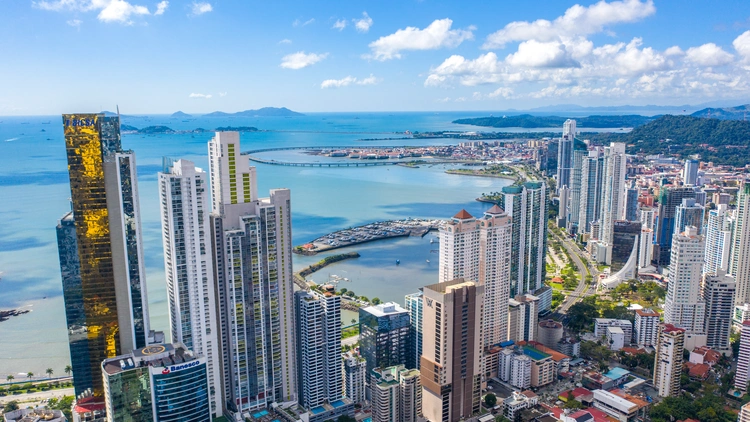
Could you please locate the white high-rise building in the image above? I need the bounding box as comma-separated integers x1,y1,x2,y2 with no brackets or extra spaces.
439,205,512,346
634,309,660,347
556,119,576,193
731,181,750,306
343,351,367,405
701,272,736,354
674,198,705,236
683,159,699,186
663,226,706,334
739,401,750,422
597,143,627,264
578,147,605,234
653,324,685,398
508,295,539,342
509,354,532,390
295,290,342,409
704,204,733,276
209,132,297,412
735,321,750,390
640,207,656,231
638,227,654,269
158,159,223,416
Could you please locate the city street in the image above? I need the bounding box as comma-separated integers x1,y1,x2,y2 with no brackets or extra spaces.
0,387,74,406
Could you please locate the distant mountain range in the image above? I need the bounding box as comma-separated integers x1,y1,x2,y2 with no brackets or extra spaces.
690,104,750,120
453,114,654,129
120,125,258,134
202,107,303,117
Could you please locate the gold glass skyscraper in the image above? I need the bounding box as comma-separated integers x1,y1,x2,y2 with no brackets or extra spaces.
60,113,150,396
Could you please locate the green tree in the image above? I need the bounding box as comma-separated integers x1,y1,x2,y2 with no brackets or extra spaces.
26,372,33,381
371,297,382,305
64,365,72,377
6,374,13,383
3,400,19,413
48,396,75,421
567,300,598,333
46,368,53,378
495,416,511,422
484,393,497,408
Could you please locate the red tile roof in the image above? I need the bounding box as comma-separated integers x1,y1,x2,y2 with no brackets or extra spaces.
635,309,659,317
73,397,106,414
687,363,710,379
485,204,504,214
453,209,474,219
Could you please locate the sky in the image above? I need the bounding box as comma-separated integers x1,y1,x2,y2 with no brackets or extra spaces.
1,0,750,114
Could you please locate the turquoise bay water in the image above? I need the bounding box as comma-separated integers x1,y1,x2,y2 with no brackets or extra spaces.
0,112,513,378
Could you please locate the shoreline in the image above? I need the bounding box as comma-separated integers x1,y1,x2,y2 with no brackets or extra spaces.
444,169,518,181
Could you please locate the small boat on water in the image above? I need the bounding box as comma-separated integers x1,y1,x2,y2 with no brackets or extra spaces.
396,260,400,265
426,259,430,263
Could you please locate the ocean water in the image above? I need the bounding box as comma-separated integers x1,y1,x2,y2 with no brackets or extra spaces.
0,112,520,378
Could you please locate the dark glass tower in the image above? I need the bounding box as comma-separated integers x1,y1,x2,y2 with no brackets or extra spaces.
58,113,150,395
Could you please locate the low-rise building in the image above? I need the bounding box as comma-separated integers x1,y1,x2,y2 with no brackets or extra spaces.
603,368,631,387
3,408,67,422
582,372,615,391
537,319,564,349
689,346,721,367
607,326,626,350
594,319,633,345
520,341,570,374
556,337,581,357
503,391,538,421
523,345,555,387
592,389,647,422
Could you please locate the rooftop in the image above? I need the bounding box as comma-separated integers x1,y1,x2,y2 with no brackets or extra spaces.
102,342,195,375
361,302,407,317
635,308,660,317
423,277,476,294
453,209,474,220
604,367,630,379
485,204,505,215
522,345,551,361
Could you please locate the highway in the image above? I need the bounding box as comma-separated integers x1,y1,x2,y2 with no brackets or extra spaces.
550,227,599,315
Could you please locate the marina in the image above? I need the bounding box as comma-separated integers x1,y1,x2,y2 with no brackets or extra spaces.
294,218,445,255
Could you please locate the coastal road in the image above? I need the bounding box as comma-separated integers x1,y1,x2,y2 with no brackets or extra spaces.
0,387,74,405
551,229,598,314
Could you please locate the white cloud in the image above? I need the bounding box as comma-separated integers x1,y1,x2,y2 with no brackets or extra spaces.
354,12,373,33
280,51,328,69
332,19,347,31
435,97,451,103
685,43,734,67
734,30,750,60
505,40,579,68
483,0,656,49
293,18,315,27
488,87,514,98
219,92,227,97
425,53,505,87
191,2,211,16
366,18,474,61
34,0,152,23
278,39,292,44
189,93,212,99
154,0,167,15
321,74,380,88
664,46,684,56
66,18,82,28
321,76,356,89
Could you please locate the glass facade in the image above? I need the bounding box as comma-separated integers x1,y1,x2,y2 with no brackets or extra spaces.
359,305,410,377
62,113,121,395
152,362,211,421
105,366,153,421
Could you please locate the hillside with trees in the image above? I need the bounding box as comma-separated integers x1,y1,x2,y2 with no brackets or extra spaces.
453,114,654,128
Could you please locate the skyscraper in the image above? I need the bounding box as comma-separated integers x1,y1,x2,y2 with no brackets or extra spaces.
209,132,297,412
663,226,706,334
567,149,586,233
701,272,735,354
731,181,750,307
674,198,705,236
294,290,342,409
404,291,423,370
597,142,627,264
158,158,222,416
625,184,639,222
683,159,699,186
556,119,576,193
653,324,685,398
421,279,483,422
610,220,641,279
439,205,512,346
359,302,410,378
499,182,548,300
736,320,750,390
578,147,605,235
704,204,733,276
656,186,696,266
58,113,150,396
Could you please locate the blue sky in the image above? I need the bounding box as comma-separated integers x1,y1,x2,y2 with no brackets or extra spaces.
1,0,750,114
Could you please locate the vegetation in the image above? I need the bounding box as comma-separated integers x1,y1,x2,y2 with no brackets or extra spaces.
448,164,518,180
484,393,497,408
297,252,361,276
610,279,665,306
214,126,259,132
342,326,359,339
649,386,736,422
588,114,750,166
551,291,565,310
567,296,598,333
619,351,656,373
495,416,511,422
47,396,75,421
452,114,653,129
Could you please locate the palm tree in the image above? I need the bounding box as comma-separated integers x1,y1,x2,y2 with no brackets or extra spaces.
46,368,53,379
64,365,72,377
26,372,33,381
6,374,14,383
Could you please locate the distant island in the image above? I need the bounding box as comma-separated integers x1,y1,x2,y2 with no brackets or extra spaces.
453,114,654,129
202,107,303,117
121,125,257,134
171,111,192,118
